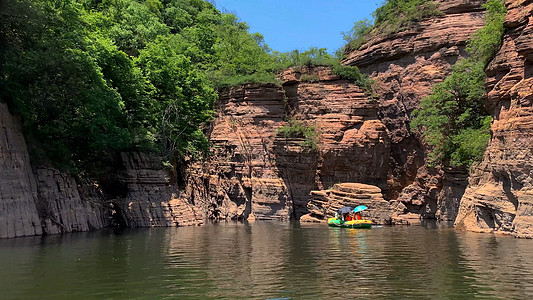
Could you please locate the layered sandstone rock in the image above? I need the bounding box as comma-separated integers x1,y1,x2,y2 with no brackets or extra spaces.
342,0,487,219
188,68,390,220
455,0,533,238
188,84,291,220
280,66,390,217
300,183,395,225
35,168,110,234
280,66,390,190
114,152,202,227
0,102,42,238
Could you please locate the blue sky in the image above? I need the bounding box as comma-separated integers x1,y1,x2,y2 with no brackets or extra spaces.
213,0,382,53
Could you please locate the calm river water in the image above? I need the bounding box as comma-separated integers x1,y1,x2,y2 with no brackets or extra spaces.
0,221,532,299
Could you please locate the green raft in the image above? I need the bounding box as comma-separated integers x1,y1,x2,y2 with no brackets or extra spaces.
328,218,372,228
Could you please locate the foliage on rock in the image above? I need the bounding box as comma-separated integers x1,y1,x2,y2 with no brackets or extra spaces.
342,0,442,52
0,0,278,172
411,0,507,167
272,47,374,95
277,119,319,151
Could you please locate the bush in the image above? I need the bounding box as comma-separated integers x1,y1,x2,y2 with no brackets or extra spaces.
271,48,374,95
330,62,375,96
342,19,373,51
213,72,281,88
411,0,506,167
300,74,320,82
373,0,443,34
272,47,334,69
277,119,319,150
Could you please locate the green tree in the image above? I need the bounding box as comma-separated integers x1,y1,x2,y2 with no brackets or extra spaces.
411,0,506,167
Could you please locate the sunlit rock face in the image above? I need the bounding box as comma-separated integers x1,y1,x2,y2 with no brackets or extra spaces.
188,67,389,220
300,183,396,225
455,0,533,238
342,0,487,220
280,66,390,218
187,83,292,221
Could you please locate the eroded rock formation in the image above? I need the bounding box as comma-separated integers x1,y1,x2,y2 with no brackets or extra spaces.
342,0,487,220
2,0,532,239
187,84,291,221
188,67,390,220
300,183,395,225
455,0,533,238
1,101,201,238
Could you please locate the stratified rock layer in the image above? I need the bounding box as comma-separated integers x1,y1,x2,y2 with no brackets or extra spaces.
115,152,202,227
0,102,42,238
1,99,202,238
188,84,291,220
342,0,487,220
301,183,395,224
455,0,533,238
35,168,110,234
189,68,390,220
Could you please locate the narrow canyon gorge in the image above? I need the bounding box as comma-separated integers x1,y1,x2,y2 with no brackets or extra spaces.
0,0,531,238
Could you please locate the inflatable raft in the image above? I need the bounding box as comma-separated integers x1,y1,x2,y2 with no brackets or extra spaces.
327,218,372,228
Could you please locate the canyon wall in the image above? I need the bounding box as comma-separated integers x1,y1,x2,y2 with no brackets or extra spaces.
0,102,42,238
455,0,533,238
1,100,200,238
2,0,532,238
113,152,202,227
342,0,487,220
34,168,111,235
188,67,389,220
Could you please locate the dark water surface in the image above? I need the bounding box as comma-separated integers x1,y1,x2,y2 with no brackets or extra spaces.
1,221,532,299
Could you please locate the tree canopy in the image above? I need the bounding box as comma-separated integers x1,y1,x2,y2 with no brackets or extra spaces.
0,0,280,172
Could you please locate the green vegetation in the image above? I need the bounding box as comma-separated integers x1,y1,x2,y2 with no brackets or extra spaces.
272,47,374,95
300,74,320,82
342,0,443,52
342,19,373,51
411,0,507,167
373,0,442,34
277,119,319,151
0,0,280,172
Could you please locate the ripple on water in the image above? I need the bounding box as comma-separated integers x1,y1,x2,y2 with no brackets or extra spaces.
0,223,532,299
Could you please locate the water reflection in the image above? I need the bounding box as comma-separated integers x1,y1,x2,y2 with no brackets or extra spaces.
0,222,532,299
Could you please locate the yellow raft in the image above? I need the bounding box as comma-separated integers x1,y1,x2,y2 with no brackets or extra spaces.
327,218,372,228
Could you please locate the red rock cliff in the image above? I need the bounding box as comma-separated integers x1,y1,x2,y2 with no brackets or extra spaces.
455,0,533,238
342,0,487,220
188,67,389,220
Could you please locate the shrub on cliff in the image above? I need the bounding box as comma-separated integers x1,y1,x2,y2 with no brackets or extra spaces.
341,0,443,52
342,19,373,52
411,0,507,168
373,0,443,34
272,48,374,95
277,119,319,151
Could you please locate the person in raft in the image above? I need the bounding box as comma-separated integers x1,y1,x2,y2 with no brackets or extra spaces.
354,212,362,220
346,213,353,221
